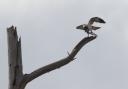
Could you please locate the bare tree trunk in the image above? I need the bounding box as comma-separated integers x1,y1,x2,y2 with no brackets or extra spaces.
7,26,96,89
7,26,26,89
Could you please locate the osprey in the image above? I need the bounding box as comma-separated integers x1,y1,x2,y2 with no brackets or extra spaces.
76,17,106,36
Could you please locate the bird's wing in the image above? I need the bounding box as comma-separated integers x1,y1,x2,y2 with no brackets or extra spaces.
91,26,101,30
89,17,106,25
76,24,87,30
76,25,83,29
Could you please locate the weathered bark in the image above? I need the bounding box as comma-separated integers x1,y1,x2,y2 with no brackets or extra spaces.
7,26,26,89
7,26,96,89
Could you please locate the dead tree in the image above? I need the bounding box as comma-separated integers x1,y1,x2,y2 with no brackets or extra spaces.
7,26,96,89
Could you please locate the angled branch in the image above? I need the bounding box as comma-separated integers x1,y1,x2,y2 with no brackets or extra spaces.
24,35,97,83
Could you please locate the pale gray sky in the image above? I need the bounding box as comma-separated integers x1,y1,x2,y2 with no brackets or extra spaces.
0,0,128,89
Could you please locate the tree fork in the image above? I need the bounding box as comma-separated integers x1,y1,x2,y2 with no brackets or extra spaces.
7,26,96,89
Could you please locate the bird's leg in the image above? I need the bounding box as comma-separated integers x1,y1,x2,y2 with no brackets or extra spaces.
89,29,93,34
87,30,92,37
88,33,89,37
87,31,90,37
90,32,97,36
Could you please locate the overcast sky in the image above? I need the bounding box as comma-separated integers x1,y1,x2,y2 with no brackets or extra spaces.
0,0,128,89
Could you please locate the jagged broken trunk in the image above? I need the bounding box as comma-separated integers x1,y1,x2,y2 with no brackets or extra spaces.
7,27,27,89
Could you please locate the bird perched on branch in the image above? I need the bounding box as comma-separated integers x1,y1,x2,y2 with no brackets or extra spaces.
76,17,106,36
